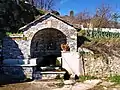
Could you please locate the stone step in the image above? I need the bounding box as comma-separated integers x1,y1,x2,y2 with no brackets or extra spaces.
33,71,66,80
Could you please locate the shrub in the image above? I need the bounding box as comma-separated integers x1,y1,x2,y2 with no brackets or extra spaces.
39,10,45,15
79,75,98,82
78,30,86,36
82,30,120,39
56,59,61,66
108,75,120,84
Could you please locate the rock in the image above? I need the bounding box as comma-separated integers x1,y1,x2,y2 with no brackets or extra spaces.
54,79,102,90
64,80,75,85
84,79,102,86
112,88,117,90
103,87,108,90
100,81,114,87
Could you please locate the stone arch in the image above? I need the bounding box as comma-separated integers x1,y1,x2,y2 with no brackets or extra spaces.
30,28,67,66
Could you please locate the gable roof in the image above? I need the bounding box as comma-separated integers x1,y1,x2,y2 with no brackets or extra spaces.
19,13,79,31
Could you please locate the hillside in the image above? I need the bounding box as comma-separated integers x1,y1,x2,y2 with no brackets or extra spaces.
78,30,120,77
0,0,42,33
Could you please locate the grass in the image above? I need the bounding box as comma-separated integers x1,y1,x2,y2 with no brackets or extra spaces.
6,32,23,36
108,75,120,84
79,75,98,82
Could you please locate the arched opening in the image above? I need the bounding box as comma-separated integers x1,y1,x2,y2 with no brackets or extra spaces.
30,28,67,67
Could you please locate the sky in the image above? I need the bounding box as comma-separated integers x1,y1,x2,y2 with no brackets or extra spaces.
56,0,120,16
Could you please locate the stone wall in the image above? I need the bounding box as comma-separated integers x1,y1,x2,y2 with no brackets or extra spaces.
0,65,66,80
0,66,35,79
1,14,78,80
23,15,77,52
33,71,65,80
82,52,120,77
3,37,30,59
3,15,77,60
82,54,108,77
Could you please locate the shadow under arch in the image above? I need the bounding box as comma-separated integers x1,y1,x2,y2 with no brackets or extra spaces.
30,28,67,67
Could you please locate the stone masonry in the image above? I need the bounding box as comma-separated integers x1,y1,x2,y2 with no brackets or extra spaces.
2,13,78,79
3,13,77,60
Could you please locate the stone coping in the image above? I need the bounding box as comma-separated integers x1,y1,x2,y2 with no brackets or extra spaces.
61,51,70,53
40,71,66,74
3,58,37,65
1,64,37,67
8,34,24,38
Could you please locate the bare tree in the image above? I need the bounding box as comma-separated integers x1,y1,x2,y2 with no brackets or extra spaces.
33,0,56,10
111,12,120,28
75,10,91,28
15,0,56,10
91,4,112,28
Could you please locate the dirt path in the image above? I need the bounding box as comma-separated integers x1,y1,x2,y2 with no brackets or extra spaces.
0,79,101,90
1,78,120,90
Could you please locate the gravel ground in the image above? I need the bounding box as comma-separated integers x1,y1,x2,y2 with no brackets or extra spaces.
0,79,63,90
1,73,120,90
88,81,120,90
0,74,63,90
0,82,51,90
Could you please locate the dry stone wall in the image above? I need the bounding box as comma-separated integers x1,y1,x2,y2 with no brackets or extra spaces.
1,66,35,79
82,52,120,77
3,37,30,59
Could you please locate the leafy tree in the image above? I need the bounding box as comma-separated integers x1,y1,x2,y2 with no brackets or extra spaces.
0,0,40,33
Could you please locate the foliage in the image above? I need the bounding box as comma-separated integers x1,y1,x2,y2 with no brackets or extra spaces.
108,75,120,84
79,30,120,39
0,0,59,33
39,9,45,15
79,29,120,69
51,10,60,15
56,59,61,66
0,0,40,33
78,30,87,36
6,32,23,36
79,75,98,82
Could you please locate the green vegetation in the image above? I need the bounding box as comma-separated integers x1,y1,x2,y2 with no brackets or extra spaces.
39,10,46,15
78,29,120,77
79,75,98,82
78,29,120,39
56,59,61,66
79,29,120,62
6,32,23,36
0,0,41,33
108,75,120,84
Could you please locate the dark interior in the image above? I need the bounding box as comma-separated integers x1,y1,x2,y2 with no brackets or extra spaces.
30,28,66,67
38,55,57,66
